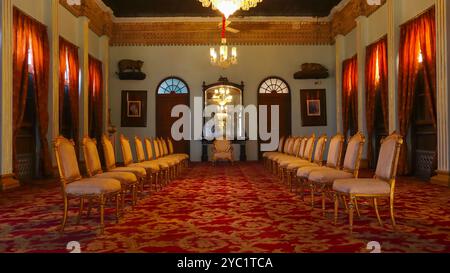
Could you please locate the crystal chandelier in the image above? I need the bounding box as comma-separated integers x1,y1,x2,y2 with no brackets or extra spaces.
210,16,238,69
199,0,263,18
212,87,233,108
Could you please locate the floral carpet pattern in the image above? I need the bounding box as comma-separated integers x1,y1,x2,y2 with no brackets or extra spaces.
0,163,449,253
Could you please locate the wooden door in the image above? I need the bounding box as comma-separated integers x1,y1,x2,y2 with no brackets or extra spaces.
16,74,38,181
257,77,291,159
412,70,437,180
156,77,190,155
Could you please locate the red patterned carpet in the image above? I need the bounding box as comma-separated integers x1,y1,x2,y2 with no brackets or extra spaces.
0,163,449,253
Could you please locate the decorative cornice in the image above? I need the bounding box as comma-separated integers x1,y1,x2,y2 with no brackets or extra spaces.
59,0,113,37
111,21,333,46
58,0,386,46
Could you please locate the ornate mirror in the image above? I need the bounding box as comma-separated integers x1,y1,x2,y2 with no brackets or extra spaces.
202,77,245,140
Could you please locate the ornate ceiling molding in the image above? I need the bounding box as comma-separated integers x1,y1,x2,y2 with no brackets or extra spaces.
60,0,386,46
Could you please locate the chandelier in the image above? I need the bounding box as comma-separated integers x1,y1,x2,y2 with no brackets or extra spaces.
199,0,263,18
210,16,237,68
212,87,233,110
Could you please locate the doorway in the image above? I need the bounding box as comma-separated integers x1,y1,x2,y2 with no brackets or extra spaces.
156,77,190,155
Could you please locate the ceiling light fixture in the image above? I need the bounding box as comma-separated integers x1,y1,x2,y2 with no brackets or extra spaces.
198,0,263,18
210,16,238,69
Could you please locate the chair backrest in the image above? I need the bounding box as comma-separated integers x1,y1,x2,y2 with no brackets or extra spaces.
277,137,286,152
101,134,117,170
342,132,366,176
120,135,135,166
283,137,292,154
292,137,303,157
375,132,404,182
214,139,232,153
297,137,308,158
161,138,169,155
287,137,297,155
313,135,328,165
145,137,154,160
134,136,146,162
157,138,165,157
82,136,103,177
326,133,345,168
167,138,174,154
302,134,316,161
153,139,161,158
54,136,82,185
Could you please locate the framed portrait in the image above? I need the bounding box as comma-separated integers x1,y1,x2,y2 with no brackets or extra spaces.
121,90,147,127
300,89,327,127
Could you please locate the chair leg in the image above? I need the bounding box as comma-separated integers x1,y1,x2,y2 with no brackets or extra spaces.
99,194,105,234
76,197,84,225
348,195,355,233
310,183,315,209
334,193,339,225
116,193,121,224
60,196,69,233
373,198,383,227
390,197,396,229
321,192,326,216
354,197,361,217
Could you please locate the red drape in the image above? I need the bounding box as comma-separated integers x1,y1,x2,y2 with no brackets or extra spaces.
398,7,436,175
59,37,79,149
88,55,103,142
13,8,52,177
342,55,358,137
365,36,389,168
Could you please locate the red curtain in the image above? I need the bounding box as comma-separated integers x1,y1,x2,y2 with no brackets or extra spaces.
59,37,79,148
88,56,103,142
398,7,436,175
342,55,358,137
365,36,389,168
13,8,52,177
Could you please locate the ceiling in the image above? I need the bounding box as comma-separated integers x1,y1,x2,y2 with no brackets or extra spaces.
101,0,343,18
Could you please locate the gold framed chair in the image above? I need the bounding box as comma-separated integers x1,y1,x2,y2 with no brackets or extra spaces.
308,132,365,214
333,132,403,233
285,134,327,191
119,135,162,190
160,138,183,178
296,133,344,199
262,136,286,171
154,138,180,182
166,138,189,169
54,136,121,234
212,139,234,165
277,136,305,183
270,137,298,176
267,136,294,175
101,134,148,190
279,134,317,186
82,136,139,209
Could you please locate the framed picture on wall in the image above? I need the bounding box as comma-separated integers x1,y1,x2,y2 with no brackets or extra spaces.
121,90,147,127
300,89,327,127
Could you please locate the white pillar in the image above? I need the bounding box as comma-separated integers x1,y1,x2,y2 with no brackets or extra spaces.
335,35,345,134
387,0,400,133
48,0,59,169
356,16,368,162
100,35,110,133
432,0,450,187
79,16,89,152
0,0,19,190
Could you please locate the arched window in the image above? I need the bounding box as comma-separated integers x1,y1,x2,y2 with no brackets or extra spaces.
157,77,189,94
258,77,289,94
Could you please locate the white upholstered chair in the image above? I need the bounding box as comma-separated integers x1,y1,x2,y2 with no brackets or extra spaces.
83,136,139,208
333,132,403,233
267,136,294,175
262,136,286,171
54,136,121,234
101,134,147,188
296,133,345,199
307,132,365,213
212,139,234,165
134,136,167,190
